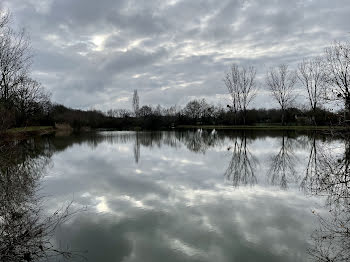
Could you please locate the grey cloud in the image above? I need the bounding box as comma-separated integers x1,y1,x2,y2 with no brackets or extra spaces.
102,47,168,73
3,0,350,110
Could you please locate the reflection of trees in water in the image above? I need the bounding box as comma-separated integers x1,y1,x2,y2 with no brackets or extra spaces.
301,136,350,204
309,205,350,262
178,130,222,153
224,134,258,187
3,131,350,261
133,132,140,163
300,135,320,193
96,131,225,162
0,139,80,261
268,135,298,189
301,135,350,262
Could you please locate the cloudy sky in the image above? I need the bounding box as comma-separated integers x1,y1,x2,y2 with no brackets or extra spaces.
3,0,350,111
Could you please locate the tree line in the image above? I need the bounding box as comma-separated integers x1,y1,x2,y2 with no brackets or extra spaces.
224,42,350,126
0,7,349,131
103,40,350,129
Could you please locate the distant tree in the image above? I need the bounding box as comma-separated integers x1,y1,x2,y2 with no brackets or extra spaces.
163,105,178,117
138,105,152,117
154,104,162,116
132,90,139,117
266,64,297,125
324,41,350,123
224,64,257,124
183,100,203,121
297,57,326,125
114,109,132,118
199,99,214,118
106,109,114,117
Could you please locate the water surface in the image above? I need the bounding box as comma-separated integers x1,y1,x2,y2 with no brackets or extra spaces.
2,130,349,261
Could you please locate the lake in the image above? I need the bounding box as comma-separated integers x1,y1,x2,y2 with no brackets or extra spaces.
1,130,349,262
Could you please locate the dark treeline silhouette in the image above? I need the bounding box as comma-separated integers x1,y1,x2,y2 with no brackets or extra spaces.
44,102,339,131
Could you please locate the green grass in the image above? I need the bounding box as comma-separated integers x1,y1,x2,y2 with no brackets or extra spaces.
176,125,346,131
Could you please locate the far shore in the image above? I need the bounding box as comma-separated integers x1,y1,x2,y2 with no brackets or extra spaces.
1,124,348,142
175,124,346,131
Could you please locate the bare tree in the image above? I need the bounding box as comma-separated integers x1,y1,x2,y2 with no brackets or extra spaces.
224,64,240,124
224,64,257,124
238,66,257,124
0,7,52,130
266,64,297,125
132,89,139,117
0,26,31,105
138,105,152,117
297,57,326,125
14,77,51,125
183,100,202,121
324,41,350,123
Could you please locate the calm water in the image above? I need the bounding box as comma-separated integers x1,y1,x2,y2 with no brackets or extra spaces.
1,130,349,262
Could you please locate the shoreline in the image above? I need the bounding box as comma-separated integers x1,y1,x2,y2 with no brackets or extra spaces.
0,124,347,141
0,126,55,141
175,125,346,131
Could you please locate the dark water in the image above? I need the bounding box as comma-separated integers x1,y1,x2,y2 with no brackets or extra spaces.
1,130,349,262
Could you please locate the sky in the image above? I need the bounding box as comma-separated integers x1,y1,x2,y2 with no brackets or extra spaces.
3,0,350,111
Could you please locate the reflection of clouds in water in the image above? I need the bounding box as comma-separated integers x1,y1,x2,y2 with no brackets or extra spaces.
54,182,318,262
39,131,346,261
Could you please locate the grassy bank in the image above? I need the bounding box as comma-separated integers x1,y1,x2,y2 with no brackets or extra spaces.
175,125,346,131
1,126,55,140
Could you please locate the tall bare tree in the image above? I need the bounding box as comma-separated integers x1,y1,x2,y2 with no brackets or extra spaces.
238,65,257,124
266,64,297,125
324,41,350,123
0,26,31,105
0,7,51,130
132,89,139,117
224,64,257,124
224,64,240,124
297,57,326,125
